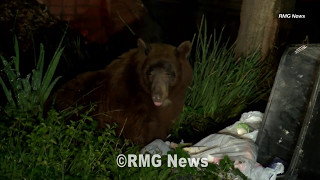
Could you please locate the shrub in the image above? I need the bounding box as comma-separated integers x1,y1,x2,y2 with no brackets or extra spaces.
173,17,271,137
0,35,64,119
0,107,137,179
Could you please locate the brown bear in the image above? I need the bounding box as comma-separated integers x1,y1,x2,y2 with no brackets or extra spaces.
50,39,193,145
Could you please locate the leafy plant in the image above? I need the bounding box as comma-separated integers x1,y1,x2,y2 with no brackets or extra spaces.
0,104,247,179
0,35,65,118
0,106,135,179
185,17,270,124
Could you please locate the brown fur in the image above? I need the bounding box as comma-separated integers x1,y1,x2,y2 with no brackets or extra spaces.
50,39,193,145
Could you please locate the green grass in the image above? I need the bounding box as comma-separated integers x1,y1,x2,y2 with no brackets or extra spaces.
172,17,271,137
188,17,270,121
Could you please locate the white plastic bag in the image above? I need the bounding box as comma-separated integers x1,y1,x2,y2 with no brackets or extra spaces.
185,111,284,180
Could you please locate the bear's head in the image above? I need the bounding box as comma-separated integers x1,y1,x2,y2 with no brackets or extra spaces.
137,39,192,107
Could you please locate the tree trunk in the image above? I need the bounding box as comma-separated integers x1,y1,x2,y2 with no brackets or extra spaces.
235,0,295,59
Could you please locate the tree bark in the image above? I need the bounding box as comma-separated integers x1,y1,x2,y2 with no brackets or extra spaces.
235,0,295,59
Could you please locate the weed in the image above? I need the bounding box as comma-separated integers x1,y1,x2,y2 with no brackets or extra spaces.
0,35,65,119
173,17,271,136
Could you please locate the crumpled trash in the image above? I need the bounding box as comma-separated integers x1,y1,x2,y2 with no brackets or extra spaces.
186,111,284,180
141,111,284,180
140,139,171,155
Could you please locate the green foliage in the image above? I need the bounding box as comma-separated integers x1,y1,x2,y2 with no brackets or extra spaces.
0,35,64,118
0,105,247,179
178,17,271,133
0,107,137,179
171,106,215,139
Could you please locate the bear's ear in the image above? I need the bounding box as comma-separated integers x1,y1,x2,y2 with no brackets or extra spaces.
177,41,191,59
137,38,151,55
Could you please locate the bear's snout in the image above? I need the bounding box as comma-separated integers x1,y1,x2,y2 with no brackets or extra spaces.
152,94,163,106
151,74,169,107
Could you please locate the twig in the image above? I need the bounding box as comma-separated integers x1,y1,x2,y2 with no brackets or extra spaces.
116,11,136,36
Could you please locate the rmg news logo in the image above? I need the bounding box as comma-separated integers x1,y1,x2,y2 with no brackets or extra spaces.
278,14,305,18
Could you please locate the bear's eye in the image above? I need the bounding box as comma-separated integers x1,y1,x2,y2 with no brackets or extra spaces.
166,72,175,77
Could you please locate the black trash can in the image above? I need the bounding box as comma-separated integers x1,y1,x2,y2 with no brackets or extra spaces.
256,44,320,179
